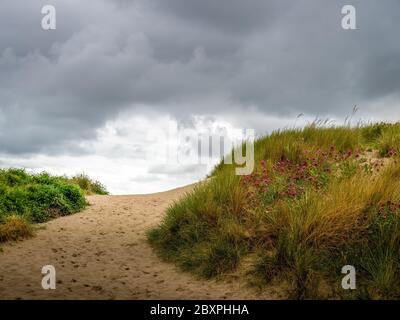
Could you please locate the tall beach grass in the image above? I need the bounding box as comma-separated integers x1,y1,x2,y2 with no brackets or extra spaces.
148,122,400,299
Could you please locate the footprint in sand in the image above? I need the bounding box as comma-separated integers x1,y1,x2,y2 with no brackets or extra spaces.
0,184,277,299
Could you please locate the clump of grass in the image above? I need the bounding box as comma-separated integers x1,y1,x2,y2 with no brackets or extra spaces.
377,125,400,157
0,215,33,242
67,174,109,195
148,170,251,278
360,122,400,156
148,122,400,299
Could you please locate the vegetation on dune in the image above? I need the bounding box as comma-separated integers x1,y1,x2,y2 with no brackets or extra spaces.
0,215,33,242
67,173,109,195
0,169,108,242
148,122,400,299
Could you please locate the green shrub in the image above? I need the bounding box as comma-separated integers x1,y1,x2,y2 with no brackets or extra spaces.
0,169,106,235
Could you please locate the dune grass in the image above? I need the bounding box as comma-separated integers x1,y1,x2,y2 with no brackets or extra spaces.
148,122,400,299
0,215,33,242
67,173,109,195
0,169,108,242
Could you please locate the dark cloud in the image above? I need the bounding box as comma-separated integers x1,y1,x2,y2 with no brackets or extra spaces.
0,0,399,156
152,0,289,34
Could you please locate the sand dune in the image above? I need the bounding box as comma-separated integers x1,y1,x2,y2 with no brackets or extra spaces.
0,184,279,300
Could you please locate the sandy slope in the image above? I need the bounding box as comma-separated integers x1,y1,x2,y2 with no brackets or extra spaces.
0,184,280,300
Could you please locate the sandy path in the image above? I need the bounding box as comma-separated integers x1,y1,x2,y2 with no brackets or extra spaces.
0,184,279,300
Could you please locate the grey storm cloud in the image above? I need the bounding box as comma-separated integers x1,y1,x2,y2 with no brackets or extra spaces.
0,0,400,155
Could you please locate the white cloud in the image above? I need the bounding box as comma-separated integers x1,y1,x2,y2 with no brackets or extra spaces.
0,112,240,194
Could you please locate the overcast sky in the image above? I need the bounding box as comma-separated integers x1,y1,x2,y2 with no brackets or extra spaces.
1,0,399,194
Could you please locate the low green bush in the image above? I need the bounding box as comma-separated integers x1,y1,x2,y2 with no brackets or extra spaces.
0,169,108,241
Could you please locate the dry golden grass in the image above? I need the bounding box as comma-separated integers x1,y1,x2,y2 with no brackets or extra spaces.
0,215,33,242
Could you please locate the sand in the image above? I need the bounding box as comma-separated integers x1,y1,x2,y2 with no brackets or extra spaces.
0,184,280,300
